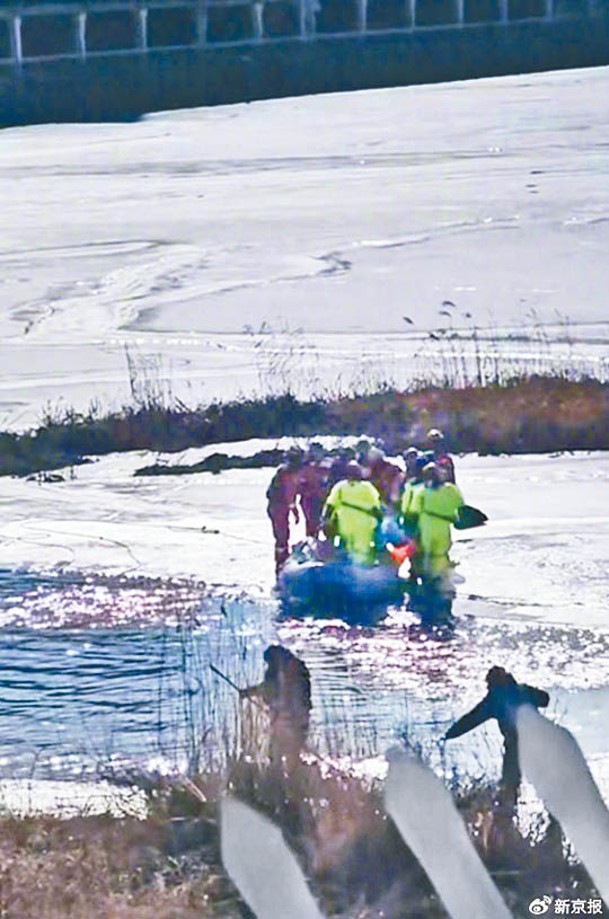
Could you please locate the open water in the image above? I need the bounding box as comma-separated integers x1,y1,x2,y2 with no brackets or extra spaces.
0,565,607,805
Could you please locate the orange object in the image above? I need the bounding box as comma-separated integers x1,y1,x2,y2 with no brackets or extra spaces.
388,541,416,565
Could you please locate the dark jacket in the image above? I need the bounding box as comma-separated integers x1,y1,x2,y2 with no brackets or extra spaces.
445,682,549,741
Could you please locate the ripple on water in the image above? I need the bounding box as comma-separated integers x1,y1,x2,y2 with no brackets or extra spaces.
0,569,607,798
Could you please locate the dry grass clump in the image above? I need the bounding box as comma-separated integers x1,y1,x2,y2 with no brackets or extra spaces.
402,375,609,454
2,375,609,478
0,394,323,477
224,758,599,918
454,785,598,916
225,756,442,918
0,812,239,919
0,759,601,919
328,376,609,454
4,366,609,482
136,376,609,479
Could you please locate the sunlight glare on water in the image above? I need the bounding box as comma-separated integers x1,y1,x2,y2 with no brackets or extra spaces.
0,568,608,800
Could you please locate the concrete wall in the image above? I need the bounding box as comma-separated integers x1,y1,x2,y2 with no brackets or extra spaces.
1,12,609,126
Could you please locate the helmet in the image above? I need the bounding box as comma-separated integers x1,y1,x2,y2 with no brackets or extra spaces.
264,644,292,664
426,428,444,442
263,644,296,677
355,436,374,458
367,446,385,464
345,461,364,480
422,462,440,482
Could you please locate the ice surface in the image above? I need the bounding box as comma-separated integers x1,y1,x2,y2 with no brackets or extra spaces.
1,67,609,428
0,778,147,819
2,447,608,622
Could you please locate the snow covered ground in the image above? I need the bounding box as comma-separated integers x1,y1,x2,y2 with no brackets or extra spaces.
2,66,609,429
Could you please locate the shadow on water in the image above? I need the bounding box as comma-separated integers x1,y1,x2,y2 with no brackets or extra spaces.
0,568,608,793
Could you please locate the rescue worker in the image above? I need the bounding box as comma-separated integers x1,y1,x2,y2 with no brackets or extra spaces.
322,461,382,565
399,454,427,539
445,666,550,808
266,447,303,577
364,446,405,510
355,436,374,466
240,645,312,769
299,442,329,539
325,445,356,490
403,446,420,482
411,462,463,580
425,428,456,484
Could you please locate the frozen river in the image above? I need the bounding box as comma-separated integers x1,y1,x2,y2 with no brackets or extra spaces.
0,65,608,810
1,66,609,429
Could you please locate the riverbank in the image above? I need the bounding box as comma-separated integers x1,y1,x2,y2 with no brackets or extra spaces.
3,9,609,127
2,375,609,479
0,758,599,919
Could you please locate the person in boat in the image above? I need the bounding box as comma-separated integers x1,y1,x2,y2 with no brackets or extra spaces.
424,428,456,484
266,447,304,577
411,462,464,580
322,461,382,565
299,441,330,539
240,645,312,768
444,666,550,807
363,446,405,511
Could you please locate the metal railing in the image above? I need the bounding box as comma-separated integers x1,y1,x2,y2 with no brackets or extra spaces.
0,0,602,66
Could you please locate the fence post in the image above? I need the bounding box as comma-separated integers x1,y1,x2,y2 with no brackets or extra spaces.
74,11,87,58
499,0,509,22
196,0,208,44
10,15,22,65
455,0,465,23
297,0,307,36
409,0,417,28
356,0,368,32
298,0,318,38
135,7,148,50
544,0,553,18
252,1,264,40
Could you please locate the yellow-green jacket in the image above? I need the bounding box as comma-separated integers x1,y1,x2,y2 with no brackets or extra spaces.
323,479,382,565
400,480,425,536
411,482,464,576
